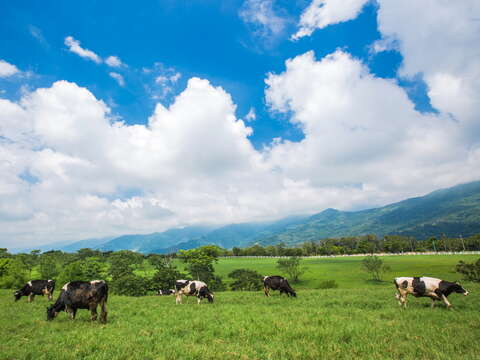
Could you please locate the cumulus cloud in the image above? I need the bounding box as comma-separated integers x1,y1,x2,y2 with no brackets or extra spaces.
292,0,370,40
0,59,20,77
105,55,124,67
109,72,125,86
64,36,101,63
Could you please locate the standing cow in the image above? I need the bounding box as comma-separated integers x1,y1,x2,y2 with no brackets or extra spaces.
175,280,214,304
47,280,108,323
394,276,469,309
14,280,55,302
263,276,296,297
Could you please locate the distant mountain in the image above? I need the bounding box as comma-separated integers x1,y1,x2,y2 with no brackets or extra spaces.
151,215,309,253
60,236,116,252
19,181,480,254
256,181,480,246
98,226,215,253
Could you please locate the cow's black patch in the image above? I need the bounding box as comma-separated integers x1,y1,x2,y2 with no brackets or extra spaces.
438,280,465,297
189,282,197,295
412,277,426,296
175,281,188,292
401,280,408,289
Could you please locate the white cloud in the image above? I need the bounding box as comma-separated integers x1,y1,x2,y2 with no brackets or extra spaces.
375,0,480,142
109,72,125,86
239,0,289,47
105,55,124,67
292,0,370,40
265,49,480,204
64,36,102,63
245,107,256,121
0,59,20,77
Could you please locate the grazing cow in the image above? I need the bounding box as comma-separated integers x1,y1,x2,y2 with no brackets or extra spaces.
394,277,469,309
14,280,55,302
47,280,108,323
156,289,175,296
175,280,214,304
263,276,296,297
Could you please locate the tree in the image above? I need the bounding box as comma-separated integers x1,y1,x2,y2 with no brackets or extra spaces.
362,256,390,282
81,257,106,280
178,245,221,283
108,251,138,281
456,258,480,282
151,257,184,291
228,269,263,291
57,261,85,286
38,255,59,280
111,274,149,296
277,256,306,283
0,259,29,288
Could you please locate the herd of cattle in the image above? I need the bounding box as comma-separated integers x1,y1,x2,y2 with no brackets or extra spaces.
12,275,469,323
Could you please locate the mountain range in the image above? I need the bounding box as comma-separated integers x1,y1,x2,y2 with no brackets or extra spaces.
17,181,480,253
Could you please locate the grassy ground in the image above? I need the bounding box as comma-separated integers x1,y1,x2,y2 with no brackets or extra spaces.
1,255,479,360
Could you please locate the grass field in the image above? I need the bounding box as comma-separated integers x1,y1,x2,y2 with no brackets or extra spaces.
1,255,479,360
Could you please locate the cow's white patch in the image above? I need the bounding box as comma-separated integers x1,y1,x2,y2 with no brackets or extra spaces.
62,282,70,291
90,280,104,285
28,281,32,287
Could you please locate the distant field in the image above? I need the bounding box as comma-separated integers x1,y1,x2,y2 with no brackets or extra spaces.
1,254,479,359
213,254,479,289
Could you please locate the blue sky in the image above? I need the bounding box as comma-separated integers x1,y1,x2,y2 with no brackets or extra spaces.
1,0,479,248
1,0,415,147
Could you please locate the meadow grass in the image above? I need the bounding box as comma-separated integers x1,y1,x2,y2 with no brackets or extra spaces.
1,255,479,360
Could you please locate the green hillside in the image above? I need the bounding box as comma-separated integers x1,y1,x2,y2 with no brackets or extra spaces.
257,181,480,246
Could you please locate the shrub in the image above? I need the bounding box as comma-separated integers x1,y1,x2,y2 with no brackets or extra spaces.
317,280,339,289
228,269,263,291
456,258,480,282
111,274,149,296
362,256,390,282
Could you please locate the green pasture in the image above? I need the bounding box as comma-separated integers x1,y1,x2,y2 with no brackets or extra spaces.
213,254,479,289
1,254,479,360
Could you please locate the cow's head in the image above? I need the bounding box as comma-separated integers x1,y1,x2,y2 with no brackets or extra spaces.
290,290,297,297
206,292,214,303
13,290,23,301
46,305,59,321
453,282,469,296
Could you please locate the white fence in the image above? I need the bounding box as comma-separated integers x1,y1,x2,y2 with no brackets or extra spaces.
220,251,480,259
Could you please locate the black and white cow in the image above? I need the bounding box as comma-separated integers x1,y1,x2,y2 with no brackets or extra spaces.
47,280,108,323
14,280,55,302
263,276,296,297
175,280,214,304
394,277,469,309
156,289,175,296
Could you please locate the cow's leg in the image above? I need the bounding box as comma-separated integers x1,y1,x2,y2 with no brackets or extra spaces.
90,304,98,321
66,306,75,320
175,293,182,305
99,299,107,323
197,296,201,305
48,291,53,301
264,287,270,297
441,295,452,309
28,294,34,303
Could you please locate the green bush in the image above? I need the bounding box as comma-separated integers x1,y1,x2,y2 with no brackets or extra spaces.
228,269,263,291
111,274,149,296
456,258,480,282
